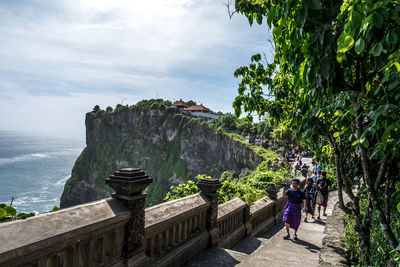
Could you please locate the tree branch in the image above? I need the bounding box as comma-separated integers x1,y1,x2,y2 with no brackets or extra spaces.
223,0,237,19
374,161,386,190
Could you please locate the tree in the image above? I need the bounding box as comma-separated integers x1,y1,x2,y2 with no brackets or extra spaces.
256,119,273,139
237,115,256,136
186,100,197,106
218,114,238,131
92,105,100,113
233,0,400,264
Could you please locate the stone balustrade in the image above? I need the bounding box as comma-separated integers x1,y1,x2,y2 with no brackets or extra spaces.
216,198,248,249
0,167,307,267
0,198,130,267
144,193,210,266
249,196,275,236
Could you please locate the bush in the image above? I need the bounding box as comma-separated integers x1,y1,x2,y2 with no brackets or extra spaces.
0,203,35,223
164,159,289,205
345,185,400,266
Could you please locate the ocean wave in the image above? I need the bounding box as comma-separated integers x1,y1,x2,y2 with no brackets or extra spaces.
47,148,83,157
12,196,59,205
0,148,82,166
0,153,50,166
55,175,70,187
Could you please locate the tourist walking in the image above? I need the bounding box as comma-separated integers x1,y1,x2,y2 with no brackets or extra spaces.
317,163,323,174
316,171,332,219
282,179,306,240
311,170,319,183
304,178,316,222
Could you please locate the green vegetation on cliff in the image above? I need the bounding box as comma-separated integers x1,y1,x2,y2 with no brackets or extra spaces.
165,157,290,205
61,99,266,208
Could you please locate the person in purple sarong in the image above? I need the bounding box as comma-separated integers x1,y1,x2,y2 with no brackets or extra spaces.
282,179,306,240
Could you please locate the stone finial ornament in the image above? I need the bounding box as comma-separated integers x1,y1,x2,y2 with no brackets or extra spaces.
106,168,152,264
266,183,280,200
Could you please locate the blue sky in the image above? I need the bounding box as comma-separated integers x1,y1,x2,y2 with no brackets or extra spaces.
0,0,271,140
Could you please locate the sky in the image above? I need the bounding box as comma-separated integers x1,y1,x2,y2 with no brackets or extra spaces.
0,0,271,140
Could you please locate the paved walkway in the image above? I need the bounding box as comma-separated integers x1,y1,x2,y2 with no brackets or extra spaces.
187,157,339,267
238,191,338,267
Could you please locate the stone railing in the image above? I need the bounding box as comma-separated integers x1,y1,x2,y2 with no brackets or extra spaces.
144,194,210,266
216,198,249,249
0,166,308,267
248,196,275,236
0,198,130,267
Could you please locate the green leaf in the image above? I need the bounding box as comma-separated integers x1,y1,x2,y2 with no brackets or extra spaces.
0,208,6,218
373,43,383,57
338,35,355,53
334,110,344,117
368,12,384,28
5,206,16,216
333,132,340,138
394,62,400,72
388,32,398,44
352,139,360,146
360,136,369,148
354,38,365,54
397,202,400,214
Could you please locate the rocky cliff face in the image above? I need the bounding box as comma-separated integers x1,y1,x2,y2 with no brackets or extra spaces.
60,103,264,208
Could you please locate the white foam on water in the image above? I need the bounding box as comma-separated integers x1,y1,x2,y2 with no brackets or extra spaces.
0,148,82,166
0,153,50,166
55,175,70,187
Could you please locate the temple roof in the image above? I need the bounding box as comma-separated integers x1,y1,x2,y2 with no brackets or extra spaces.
183,105,212,113
171,99,189,107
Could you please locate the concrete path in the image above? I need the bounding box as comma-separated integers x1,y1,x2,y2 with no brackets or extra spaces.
186,157,340,267
238,191,338,267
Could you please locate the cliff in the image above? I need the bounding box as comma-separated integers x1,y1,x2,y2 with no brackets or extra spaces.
60,100,264,208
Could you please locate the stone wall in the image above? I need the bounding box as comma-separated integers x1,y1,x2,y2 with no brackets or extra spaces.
319,202,349,266
0,167,307,267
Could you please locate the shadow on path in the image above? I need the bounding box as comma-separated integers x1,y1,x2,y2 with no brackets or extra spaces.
260,222,285,239
184,247,242,267
311,219,326,226
289,238,321,253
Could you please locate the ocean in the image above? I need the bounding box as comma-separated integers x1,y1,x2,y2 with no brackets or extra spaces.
0,131,84,214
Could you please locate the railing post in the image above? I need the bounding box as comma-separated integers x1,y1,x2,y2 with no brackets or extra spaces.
197,178,222,247
241,197,252,235
106,168,152,266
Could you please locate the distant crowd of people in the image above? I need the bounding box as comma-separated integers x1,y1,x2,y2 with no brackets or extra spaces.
281,147,332,240
275,146,315,169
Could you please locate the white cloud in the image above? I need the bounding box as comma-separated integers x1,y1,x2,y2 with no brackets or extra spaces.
0,0,271,139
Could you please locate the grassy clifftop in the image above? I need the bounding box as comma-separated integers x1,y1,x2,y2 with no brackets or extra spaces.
61,99,271,207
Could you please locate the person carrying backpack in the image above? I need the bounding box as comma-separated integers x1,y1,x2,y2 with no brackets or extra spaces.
316,171,332,219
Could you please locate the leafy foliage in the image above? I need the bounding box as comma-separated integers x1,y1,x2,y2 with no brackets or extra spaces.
0,203,35,223
233,0,400,264
164,160,290,205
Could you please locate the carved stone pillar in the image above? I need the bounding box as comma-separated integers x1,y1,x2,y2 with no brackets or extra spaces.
281,178,291,193
106,168,152,266
266,183,280,200
197,178,222,247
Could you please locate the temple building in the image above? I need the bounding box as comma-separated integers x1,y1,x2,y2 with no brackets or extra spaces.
171,100,220,122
